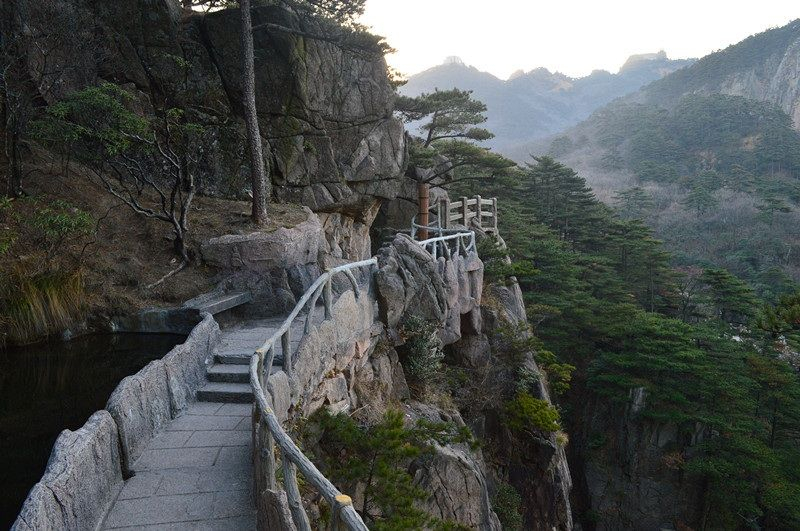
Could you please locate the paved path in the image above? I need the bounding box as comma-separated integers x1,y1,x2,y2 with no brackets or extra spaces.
101,307,325,529
102,401,256,530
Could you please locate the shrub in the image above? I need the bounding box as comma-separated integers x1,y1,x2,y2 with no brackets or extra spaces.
503,391,560,434
494,324,575,396
477,236,539,285
400,316,444,388
1,268,86,345
310,409,474,530
492,481,524,530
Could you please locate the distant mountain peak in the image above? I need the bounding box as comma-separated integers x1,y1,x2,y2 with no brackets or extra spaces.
443,56,465,66
619,50,669,72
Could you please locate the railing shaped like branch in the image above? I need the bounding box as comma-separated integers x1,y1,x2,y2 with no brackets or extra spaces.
411,195,498,241
416,231,476,261
250,258,377,531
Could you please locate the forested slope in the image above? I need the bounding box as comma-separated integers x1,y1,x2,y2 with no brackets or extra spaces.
533,19,800,299
549,94,800,297
454,157,800,529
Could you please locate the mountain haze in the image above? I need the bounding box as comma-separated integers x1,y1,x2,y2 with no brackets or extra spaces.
537,19,800,297
400,53,694,152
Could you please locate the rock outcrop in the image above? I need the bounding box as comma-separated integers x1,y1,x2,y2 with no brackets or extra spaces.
568,393,708,530
4,0,407,244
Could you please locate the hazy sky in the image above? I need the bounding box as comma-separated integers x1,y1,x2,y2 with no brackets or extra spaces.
360,1,799,79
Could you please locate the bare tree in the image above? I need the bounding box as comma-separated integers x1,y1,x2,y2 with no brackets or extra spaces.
33,84,202,285
239,0,270,225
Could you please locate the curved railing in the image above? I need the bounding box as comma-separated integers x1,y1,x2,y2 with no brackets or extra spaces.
416,231,476,260
410,213,467,240
250,258,377,531
249,230,480,530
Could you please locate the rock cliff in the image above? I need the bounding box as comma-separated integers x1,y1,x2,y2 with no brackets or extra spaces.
640,19,800,128
4,0,406,222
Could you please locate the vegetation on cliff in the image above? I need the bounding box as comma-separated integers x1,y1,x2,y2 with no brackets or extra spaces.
454,156,800,528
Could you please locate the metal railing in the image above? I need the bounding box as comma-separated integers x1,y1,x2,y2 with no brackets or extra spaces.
250,258,377,531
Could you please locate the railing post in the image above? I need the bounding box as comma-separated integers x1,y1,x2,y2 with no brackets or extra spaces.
281,330,292,379
441,197,450,229
283,458,311,531
475,195,482,231
492,197,498,234
323,277,333,319
332,495,354,531
461,196,468,227
436,198,442,235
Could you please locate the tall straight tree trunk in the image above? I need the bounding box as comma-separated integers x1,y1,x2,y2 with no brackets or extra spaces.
418,181,429,240
240,0,269,225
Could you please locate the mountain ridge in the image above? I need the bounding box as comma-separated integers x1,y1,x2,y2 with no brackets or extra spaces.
400,52,694,151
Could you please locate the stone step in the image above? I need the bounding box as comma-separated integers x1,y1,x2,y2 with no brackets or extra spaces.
215,352,285,366
206,363,283,381
207,364,249,383
185,290,252,315
196,382,253,403
215,352,253,365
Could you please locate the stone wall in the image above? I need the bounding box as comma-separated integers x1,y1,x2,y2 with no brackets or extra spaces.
107,312,220,472
12,411,123,531
12,312,221,529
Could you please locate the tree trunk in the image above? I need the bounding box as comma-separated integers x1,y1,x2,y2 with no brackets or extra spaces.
418,181,429,240
240,0,269,225
7,129,22,197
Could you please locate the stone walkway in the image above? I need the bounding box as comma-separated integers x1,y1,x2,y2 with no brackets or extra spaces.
102,401,255,530
100,308,324,529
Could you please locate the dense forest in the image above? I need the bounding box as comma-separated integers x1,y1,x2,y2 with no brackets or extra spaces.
454,157,800,529
549,93,800,299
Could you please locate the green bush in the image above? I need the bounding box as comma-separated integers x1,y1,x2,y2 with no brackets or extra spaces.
503,391,560,434
310,409,474,530
400,316,444,388
492,482,524,530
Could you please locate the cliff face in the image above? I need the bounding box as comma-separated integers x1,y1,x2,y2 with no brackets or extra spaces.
567,390,707,530
374,234,573,529
6,0,406,220
640,19,800,128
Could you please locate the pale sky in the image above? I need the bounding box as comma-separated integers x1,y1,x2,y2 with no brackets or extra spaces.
360,0,800,79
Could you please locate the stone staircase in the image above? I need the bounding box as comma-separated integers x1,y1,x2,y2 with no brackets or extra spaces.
196,308,324,404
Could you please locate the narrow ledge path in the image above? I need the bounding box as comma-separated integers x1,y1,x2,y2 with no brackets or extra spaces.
101,312,308,530
101,304,327,529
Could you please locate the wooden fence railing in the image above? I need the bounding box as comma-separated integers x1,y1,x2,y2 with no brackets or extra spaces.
442,195,497,234
411,195,498,241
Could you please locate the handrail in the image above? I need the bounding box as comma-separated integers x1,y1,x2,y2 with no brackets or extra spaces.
250,258,377,531
416,230,476,260
411,195,498,239
410,213,467,240
249,231,481,529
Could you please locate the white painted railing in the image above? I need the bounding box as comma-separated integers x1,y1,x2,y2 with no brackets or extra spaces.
250,258,377,531
416,231,476,260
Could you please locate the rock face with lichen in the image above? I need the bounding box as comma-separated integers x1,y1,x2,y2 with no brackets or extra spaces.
4,0,406,220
